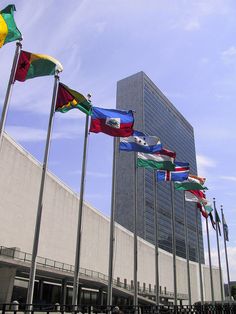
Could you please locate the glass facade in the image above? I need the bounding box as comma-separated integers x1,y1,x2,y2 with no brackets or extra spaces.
115,72,204,263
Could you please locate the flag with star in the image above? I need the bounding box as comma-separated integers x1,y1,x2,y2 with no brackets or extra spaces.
14,50,63,82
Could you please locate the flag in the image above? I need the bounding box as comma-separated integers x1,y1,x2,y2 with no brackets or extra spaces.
215,208,221,236
222,212,229,241
56,83,92,115
204,201,213,215
89,106,134,137
174,174,207,191
156,161,189,182
0,5,21,47
188,174,206,185
137,151,175,171
119,130,163,153
14,50,63,82
209,212,216,230
185,190,207,204
197,203,208,218
174,181,207,191
197,202,215,228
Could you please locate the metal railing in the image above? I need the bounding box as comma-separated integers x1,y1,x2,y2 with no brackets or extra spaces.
0,246,187,300
1,303,236,314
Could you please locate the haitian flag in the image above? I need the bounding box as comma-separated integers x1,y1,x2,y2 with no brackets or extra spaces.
156,161,189,182
89,107,134,137
119,130,162,153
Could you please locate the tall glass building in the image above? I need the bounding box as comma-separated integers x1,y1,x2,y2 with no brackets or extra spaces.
115,71,204,263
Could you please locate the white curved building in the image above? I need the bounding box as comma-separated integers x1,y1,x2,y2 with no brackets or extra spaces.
0,133,222,305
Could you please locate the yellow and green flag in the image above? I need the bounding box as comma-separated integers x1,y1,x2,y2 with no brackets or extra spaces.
56,83,92,115
0,5,22,48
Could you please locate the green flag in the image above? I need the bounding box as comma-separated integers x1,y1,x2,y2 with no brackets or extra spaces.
215,208,221,236
174,181,207,191
56,83,92,115
0,5,22,47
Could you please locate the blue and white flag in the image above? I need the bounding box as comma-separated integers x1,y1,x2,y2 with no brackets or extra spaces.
119,130,162,153
156,161,189,182
223,213,229,241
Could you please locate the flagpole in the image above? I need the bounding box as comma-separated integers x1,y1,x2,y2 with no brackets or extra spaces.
183,195,191,305
213,198,224,302
72,97,91,306
107,137,118,306
26,72,60,306
195,207,204,304
206,216,215,302
133,152,138,308
170,182,177,307
221,205,231,301
0,41,22,148
153,171,159,305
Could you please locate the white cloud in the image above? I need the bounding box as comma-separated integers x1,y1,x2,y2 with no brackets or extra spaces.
7,126,47,142
184,20,200,31
171,0,229,32
221,46,236,64
71,170,111,179
220,176,236,183
196,154,216,177
195,127,236,141
6,124,84,142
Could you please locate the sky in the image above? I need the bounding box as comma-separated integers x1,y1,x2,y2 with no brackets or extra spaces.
0,0,236,283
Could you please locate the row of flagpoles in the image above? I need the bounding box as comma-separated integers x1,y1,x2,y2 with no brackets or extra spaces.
0,4,232,306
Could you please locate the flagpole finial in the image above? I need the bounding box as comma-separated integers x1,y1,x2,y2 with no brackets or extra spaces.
54,70,60,80
16,40,22,48
87,93,92,102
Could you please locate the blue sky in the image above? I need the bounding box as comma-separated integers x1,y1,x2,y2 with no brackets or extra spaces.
1,0,236,281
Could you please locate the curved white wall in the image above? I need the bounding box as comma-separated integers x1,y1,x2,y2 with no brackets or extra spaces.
0,133,222,303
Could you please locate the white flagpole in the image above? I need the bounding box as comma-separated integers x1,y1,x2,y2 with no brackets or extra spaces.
195,207,204,304
72,96,91,306
183,195,191,305
133,152,138,308
0,41,22,148
206,217,215,302
170,182,177,306
153,172,159,305
26,72,60,305
213,198,224,302
107,137,118,306
221,205,231,301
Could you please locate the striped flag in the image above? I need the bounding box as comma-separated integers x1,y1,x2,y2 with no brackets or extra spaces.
90,107,134,137
156,162,189,182
222,213,229,241
119,130,162,153
137,148,175,171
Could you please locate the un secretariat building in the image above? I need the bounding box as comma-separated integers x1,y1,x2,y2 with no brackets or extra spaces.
115,71,204,263
0,72,221,305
